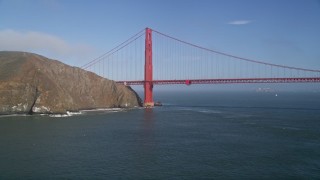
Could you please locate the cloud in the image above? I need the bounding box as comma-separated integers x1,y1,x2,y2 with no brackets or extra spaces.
228,20,253,25
0,29,93,64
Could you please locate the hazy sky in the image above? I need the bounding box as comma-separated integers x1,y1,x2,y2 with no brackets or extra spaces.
1,0,320,92
0,0,319,67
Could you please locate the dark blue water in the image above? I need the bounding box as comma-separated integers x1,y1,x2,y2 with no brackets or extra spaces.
0,91,320,179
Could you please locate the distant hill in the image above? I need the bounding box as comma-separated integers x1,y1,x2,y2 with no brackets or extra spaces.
0,51,142,115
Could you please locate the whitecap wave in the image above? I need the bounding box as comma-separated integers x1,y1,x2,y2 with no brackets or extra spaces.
49,114,70,118
66,111,83,116
198,109,222,114
49,111,83,118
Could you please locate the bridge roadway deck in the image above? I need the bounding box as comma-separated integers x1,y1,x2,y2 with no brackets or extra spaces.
116,77,320,85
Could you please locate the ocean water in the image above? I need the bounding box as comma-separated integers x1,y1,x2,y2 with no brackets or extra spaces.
0,91,320,179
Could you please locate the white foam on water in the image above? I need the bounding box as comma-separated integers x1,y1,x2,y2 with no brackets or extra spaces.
49,111,83,118
1,107,139,118
198,109,222,114
49,114,70,118
66,111,83,116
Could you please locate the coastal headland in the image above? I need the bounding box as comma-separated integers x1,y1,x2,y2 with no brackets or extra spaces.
0,51,142,115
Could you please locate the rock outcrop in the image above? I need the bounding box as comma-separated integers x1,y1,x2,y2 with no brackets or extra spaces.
0,51,142,115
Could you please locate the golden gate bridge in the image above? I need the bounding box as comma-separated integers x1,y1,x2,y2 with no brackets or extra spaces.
81,28,320,107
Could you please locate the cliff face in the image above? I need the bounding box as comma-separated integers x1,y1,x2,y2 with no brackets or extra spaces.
0,51,142,115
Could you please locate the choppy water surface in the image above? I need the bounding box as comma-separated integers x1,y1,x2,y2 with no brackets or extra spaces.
0,91,319,179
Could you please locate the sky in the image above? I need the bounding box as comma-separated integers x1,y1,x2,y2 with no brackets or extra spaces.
0,0,320,91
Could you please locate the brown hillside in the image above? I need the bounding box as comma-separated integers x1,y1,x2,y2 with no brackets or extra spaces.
0,51,142,114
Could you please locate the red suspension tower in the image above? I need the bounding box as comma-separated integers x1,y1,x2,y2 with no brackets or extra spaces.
144,28,154,107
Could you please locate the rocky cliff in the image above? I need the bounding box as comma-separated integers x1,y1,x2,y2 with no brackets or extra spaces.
0,51,142,115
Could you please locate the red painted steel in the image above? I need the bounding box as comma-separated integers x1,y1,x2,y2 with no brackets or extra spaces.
117,77,320,86
144,28,154,106
81,27,320,105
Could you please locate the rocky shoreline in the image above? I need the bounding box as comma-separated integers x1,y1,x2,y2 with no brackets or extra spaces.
0,51,142,115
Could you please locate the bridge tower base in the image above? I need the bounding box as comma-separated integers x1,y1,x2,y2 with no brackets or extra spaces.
144,28,154,107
